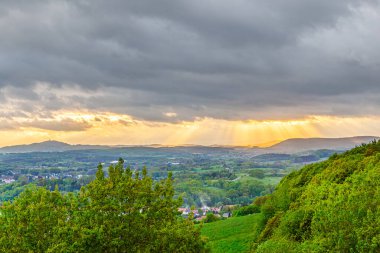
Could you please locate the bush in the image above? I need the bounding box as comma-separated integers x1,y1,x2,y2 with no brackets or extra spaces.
233,205,260,217
249,169,265,179
204,213,220,223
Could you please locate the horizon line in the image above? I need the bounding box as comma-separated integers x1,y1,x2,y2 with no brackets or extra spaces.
1,135,379,149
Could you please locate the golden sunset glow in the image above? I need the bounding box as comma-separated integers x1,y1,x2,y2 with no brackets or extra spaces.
1,111,380,147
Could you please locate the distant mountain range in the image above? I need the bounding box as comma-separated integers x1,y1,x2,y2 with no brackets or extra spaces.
0,136,378,154
265,136,379,153
0,141,110,153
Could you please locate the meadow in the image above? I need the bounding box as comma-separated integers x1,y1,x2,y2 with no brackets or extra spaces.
201,214,262,252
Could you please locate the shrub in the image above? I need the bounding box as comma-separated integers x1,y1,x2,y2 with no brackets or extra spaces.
233,204,260,217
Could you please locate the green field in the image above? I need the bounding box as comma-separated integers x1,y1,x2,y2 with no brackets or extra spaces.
201,214,261,253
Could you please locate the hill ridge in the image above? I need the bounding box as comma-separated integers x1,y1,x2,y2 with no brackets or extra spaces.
1,136,379,153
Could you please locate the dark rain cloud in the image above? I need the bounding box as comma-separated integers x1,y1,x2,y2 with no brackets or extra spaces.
1,0,380,122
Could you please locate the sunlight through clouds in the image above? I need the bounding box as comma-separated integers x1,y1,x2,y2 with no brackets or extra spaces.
1,112,380,147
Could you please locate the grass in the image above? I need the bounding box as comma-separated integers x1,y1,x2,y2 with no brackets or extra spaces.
235,174,283,185
201,214,261,253
258,176,282,185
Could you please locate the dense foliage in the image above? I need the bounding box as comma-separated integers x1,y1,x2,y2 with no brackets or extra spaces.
0,159,207,252
176,177,269,207
233,204,260,217
251,141,380,252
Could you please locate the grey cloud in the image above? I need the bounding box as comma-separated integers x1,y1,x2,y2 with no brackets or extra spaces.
0,0,380,122
22,118,92,132
0,114,91,131
0,120,15,130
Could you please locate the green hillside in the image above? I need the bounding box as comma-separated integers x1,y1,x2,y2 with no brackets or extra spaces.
251,140,380,252
202,141,380,253
201,214,262,253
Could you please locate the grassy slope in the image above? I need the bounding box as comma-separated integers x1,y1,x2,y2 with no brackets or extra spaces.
201,214,261,253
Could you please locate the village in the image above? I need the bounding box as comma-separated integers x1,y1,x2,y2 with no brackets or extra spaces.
178,205,236,222
0,170,85,185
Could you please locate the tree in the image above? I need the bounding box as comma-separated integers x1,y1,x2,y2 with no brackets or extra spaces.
0,185,74,252
249,169,265,179
233,204,260,217
0,159,208,252
204,213,219,223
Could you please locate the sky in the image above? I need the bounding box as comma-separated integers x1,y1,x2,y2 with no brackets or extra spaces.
1,0,380,147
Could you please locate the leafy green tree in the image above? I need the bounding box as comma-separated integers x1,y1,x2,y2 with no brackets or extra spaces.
0,159,208,252
204,213,219,223
0,185,75,252
249,169,265,179
233,204,260,217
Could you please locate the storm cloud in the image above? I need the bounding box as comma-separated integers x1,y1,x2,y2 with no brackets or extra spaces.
1,0,380,122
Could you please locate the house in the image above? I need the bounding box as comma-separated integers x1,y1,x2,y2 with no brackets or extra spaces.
210,207,221,214
222,212,232,218
178,207,191,217
1,178,15,184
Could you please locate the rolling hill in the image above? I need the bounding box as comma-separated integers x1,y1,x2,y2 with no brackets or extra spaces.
0,140,108,153
1,136,378,154
251,140,380,252
266,136,379,153
201,140,380,252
